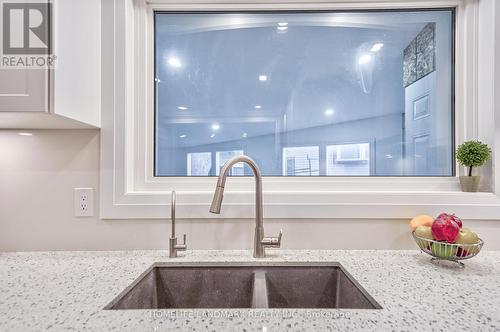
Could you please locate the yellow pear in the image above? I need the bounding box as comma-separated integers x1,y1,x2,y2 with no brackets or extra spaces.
415,225,434,240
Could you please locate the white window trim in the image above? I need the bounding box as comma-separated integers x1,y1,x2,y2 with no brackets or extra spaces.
100,0,500,219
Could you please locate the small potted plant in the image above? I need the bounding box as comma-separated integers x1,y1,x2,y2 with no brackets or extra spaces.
456,140,492,192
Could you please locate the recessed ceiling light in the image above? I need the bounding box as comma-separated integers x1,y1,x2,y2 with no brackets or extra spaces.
179,134,187,138
370,43,384,52
324,109,334,116
277,26,288,31
278,22,288,26
242,132,248,138
178,106,188,111
18,132,32,136
167,57,182,68
258,75,268,81
358,54,372,65
254,105,262,109
211,123,220,131
210,133,216,138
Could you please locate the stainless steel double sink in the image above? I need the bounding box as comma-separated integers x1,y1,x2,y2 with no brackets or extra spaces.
105,262,381,310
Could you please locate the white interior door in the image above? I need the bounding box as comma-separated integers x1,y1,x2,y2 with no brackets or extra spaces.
404,71,437,175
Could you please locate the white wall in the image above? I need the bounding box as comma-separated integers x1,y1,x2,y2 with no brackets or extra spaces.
1,129,500,252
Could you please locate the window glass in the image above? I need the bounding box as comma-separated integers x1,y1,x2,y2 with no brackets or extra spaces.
187,152,211,176
283,146,319,176
155,10,453,176
326,143,371,176
216,150,245,176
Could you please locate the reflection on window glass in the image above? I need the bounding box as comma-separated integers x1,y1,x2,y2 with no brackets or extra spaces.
187,152,211,176
154,10,453,176
327,143,370,176
283,146,319,176
216,150,245,176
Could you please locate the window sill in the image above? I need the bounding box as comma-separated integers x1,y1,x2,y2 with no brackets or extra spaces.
102,189,500,220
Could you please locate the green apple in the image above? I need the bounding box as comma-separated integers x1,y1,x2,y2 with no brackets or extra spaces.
431,242,457,259
455,228,479,245
415,225,434,240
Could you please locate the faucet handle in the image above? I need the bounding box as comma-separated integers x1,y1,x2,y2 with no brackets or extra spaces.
176,234,187,251
261,229,282,248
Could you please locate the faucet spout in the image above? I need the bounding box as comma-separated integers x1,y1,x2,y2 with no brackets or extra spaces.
209,185,224,214
209,155,281,258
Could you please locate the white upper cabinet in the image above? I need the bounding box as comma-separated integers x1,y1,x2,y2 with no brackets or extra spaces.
0,69,48,112
0,0,100,129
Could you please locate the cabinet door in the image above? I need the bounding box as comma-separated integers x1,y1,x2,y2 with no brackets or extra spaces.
0,69,48,112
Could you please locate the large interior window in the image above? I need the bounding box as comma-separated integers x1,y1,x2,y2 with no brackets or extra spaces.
154,10,454,176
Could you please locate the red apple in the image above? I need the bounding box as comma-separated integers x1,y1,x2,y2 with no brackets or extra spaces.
431,213,460,243
450,214,463,228
456,247,469,257
435,213,462,228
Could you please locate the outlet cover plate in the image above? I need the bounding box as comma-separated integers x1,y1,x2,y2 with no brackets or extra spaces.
74,188,94,217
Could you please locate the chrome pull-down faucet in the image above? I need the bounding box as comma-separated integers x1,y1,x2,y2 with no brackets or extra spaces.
169,191,187,258
209,155,282,258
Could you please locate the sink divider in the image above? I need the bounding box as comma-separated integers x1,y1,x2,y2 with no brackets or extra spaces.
251,270,269,309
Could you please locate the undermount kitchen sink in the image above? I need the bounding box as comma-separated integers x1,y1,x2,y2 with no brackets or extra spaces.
105,263,381,310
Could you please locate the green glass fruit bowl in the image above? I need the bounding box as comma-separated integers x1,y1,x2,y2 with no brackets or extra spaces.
412,232,484,267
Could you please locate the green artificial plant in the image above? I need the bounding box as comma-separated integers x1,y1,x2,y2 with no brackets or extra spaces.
456,140,492,176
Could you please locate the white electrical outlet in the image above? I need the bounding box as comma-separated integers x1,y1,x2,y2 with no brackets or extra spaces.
74,188,94,217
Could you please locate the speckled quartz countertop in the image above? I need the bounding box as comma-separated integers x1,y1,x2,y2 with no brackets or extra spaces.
1,250,500,332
